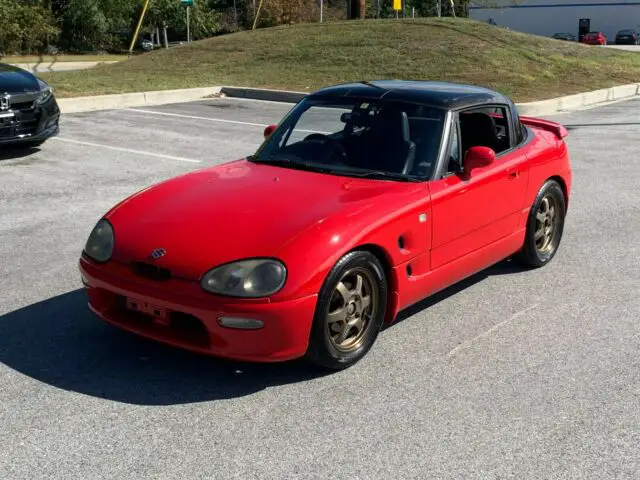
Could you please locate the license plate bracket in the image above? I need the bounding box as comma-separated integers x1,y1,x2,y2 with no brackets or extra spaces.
126,297,170,326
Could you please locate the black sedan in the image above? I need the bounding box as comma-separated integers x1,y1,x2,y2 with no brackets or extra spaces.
552,32,576,41
615,29,639,45
0,63,60,148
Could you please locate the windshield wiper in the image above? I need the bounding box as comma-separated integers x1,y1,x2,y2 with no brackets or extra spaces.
259,156,333,174
338,169,419,182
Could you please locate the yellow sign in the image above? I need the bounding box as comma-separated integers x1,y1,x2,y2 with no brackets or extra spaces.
393,0,401,10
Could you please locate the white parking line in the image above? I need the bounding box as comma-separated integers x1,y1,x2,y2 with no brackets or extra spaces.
126,108,331,134
127,108,266,127
51,137,202,163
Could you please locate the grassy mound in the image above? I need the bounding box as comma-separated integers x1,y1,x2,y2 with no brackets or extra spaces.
41,18,640,102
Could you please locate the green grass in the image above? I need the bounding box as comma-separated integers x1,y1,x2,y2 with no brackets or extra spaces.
5,54,125,63
40,18,640,102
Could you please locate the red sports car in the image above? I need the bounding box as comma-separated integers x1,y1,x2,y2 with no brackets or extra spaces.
581,31,607,45
79,81,572,370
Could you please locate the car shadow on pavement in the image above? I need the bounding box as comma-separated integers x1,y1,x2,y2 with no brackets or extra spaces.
0,289,330,406
387,258,527,329
0,145,40,161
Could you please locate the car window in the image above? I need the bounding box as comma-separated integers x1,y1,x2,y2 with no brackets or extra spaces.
255,97,447,180
284,106,351,146
444,121,461,176
458,106,511,158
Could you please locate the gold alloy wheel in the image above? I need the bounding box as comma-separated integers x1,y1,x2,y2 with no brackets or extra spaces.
326,267,377,352
535,195,558,254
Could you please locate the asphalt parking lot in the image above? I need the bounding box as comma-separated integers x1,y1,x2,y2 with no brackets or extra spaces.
1,96,639,479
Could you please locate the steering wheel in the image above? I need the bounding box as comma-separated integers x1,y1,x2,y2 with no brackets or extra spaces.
304,133,349,164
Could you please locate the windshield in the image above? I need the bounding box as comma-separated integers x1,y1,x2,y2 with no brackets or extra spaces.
252,96,447,181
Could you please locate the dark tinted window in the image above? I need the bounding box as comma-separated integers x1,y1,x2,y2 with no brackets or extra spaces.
254,97,447,180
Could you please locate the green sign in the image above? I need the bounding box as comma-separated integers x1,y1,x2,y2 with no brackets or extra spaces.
180,0,193,6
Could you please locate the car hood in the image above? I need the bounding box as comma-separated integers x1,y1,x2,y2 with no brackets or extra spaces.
0,64,40,94
106,159,413,280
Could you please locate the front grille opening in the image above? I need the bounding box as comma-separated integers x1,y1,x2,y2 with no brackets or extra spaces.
169,312,211,346
11,101,35,111
130,261,172,281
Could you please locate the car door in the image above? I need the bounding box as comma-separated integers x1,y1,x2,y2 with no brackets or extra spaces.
428,105,529,271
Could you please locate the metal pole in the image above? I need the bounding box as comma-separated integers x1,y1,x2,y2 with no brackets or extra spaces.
234,0,238,29
437,0,441,17
128,0,151,55
187,6,190,42
320,0,323,23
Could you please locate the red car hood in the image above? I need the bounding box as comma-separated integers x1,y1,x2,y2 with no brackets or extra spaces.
106,159,411,280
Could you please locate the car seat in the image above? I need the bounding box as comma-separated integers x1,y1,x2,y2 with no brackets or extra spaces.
361,109,416,175
459,112,500,156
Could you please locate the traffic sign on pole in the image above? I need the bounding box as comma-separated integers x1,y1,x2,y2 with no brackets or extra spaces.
180,0,194,42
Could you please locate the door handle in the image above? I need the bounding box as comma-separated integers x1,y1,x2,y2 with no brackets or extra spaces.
507,168,519,179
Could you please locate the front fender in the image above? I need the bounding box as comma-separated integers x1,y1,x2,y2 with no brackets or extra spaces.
271,193,432,302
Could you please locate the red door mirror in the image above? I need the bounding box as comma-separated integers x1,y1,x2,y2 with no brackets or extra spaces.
264,124,277,138
463,146,496,175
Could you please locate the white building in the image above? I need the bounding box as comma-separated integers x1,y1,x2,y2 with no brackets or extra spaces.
469,0,640,40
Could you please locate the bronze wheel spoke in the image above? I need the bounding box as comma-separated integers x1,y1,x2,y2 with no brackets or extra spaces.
353,274,363,296
361,294,371,312
540,197,549,213
335,281,350,304
349,316,365,335
327,307,347,325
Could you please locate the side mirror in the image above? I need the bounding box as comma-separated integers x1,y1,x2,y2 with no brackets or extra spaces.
264,124,277,138
463,146,496,174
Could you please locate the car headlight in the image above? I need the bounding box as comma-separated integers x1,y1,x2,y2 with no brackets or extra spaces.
84,219,114,263
201,259,287,298
36,81,53,105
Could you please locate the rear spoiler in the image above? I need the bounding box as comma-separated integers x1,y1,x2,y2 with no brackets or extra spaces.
520,116,569,140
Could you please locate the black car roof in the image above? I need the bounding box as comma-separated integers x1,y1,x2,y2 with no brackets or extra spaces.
309,80,512,110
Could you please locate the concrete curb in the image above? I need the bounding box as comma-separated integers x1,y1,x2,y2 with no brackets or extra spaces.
516,83,640,116
220,84,640,117
220,86,308,104
55,82,640,116
57,87,222,114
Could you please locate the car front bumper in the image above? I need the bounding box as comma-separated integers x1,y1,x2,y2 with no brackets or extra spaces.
79,256,318,362
0,94,60,146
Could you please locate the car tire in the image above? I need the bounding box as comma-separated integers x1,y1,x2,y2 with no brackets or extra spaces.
515,179,566,268
305,250,388,370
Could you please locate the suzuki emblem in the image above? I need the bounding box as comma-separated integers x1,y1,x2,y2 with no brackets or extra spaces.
0,94,10,111
150,248,166,259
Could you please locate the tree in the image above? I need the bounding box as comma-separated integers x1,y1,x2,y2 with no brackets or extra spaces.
0,0,59,55
60,0,108,51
